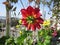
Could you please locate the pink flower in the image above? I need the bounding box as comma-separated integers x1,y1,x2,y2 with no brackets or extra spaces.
52,30,57,37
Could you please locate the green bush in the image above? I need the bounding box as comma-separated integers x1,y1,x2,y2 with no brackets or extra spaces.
0,36,9,45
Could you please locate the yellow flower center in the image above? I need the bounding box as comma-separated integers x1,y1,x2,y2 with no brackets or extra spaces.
27,16,34,23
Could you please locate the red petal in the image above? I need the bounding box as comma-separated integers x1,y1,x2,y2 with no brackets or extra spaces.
32,12,42,18
36,17,44,24
34,8,40,14
27,23,31,30
21,9,28,19
27,6,34,15
36,12,42,16
32,8,42,18
34,23,41,29
21,19,27,25
37,24,41,29
31,24,36,31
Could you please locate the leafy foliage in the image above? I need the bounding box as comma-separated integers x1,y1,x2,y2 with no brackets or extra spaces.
5,30,32,45
0,36,9,45
37,29,52,45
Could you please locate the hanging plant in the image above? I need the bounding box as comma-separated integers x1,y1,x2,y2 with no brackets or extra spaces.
3,1,9,5
36,0,40,4
28,0,33,2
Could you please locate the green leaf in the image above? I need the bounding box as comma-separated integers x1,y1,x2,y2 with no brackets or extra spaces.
5,37,15,45
15,33,27,44
14,30,32,45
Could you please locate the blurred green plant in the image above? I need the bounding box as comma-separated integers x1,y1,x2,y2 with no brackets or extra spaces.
0,36,9,45
5,30,32,45
37,29,52,45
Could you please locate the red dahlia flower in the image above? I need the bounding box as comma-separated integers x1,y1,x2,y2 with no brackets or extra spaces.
20,6,44,31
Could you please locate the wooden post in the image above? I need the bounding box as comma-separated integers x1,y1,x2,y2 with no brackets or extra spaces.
6,0,10,37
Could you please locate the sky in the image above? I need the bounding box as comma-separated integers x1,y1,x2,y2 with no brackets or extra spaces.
0,0,6,16
0,0,52,19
